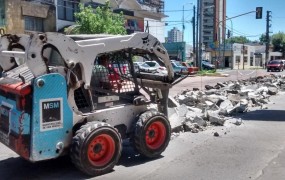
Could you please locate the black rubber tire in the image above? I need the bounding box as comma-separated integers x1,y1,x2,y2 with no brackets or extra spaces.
70,122,122,176
131,110,171,158
267,69,269,72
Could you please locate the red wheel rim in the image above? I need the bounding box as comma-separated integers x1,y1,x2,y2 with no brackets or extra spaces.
145,121,166,150
88,134,115,167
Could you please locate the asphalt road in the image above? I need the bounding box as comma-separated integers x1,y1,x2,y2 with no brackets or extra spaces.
1,69,285,179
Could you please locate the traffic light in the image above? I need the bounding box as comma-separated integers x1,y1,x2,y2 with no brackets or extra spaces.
256,7,263,19
227,29,231,38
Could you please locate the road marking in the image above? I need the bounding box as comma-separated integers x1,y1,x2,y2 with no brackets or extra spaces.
237,70,256,76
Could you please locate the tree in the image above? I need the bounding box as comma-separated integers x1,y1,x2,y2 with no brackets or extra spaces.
259,34,268,44
271,32,285,58
66,1,126,35
225,36,250,44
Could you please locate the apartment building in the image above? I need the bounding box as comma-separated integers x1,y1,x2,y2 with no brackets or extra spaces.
0,0,56,34
167,27,182,43
200,0,226,48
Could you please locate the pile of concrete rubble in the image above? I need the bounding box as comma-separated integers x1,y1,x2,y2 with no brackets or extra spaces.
169,74,285,133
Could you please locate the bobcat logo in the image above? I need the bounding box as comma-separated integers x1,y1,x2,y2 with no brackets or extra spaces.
142,35,150,44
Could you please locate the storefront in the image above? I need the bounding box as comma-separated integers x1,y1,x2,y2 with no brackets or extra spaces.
163,42,186,61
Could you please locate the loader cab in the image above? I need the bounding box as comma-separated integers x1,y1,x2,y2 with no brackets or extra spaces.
72,50,171,113
73,51,140,112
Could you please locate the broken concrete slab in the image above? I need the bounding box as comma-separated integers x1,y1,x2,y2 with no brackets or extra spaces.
207,110,226,125
219,99,234,109
267,87,278,95
228,100,248,114
178,104,188,117
171,74,284,133
192,116,207,127
183,121,199,133
280,84,285,91
185,110,204,122
229,83,242,91
227,94,241,102
168,96,180,108
255,86,268,94
217,82,226,88
178,94,199,106
204,89,218,95
168,108,184,133
205,85,214,90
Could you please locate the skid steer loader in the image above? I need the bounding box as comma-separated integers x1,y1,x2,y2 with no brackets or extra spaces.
0,32,176,176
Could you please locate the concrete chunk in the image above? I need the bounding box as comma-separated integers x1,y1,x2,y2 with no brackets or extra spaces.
168,96,180,108
267,87,278,95
168,108,183,133
207,110,226,125
193,116,207,127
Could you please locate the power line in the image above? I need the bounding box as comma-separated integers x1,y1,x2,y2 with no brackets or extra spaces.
272,16,285,19
225,25,262,38
145,19,192,23
164,9,194,12
151,22,184,28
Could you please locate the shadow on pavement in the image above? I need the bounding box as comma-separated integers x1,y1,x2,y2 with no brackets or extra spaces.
118,142,163,167
0,156,87,179
235,110,285,121
0,143,162,179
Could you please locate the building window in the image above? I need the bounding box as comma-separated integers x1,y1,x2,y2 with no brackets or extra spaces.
236,56,240,64
58,0,79,21
244,56,248,64
0,0,5,26
24,16,43,32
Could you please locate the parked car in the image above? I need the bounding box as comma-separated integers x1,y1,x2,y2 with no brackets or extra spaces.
133,62,157,73
202,60,216,70
170,60,189,74
144,61,168,74
181,62,199,74
267,60,284,72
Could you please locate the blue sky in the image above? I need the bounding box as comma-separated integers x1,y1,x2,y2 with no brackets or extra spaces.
164,0,285,44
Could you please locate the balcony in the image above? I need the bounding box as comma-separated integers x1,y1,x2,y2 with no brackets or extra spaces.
24,0,54,5
137,0,164,13
203,30,213,35
203,20,214,25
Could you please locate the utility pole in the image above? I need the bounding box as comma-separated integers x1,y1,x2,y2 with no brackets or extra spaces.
145,21,149,33
265,11,271,65
193,5,196,66
182,5,185,42
242,42,245,70
196,0,199,69
222,25,226,69
198,0,202,70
